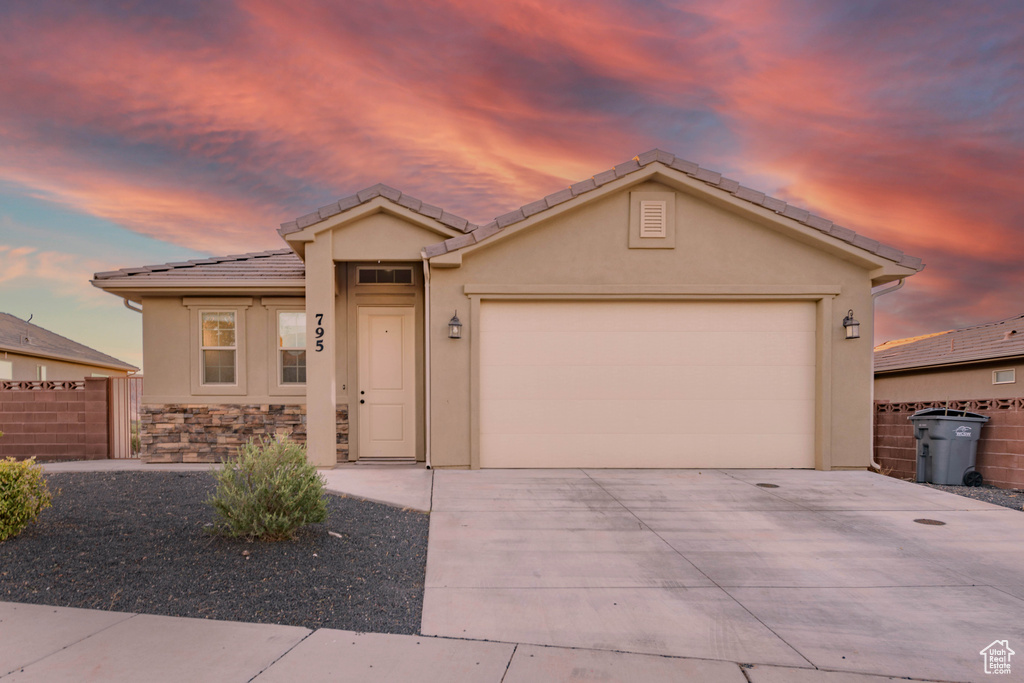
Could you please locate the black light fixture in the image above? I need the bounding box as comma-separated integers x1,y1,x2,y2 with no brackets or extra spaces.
842,309,860,340
448,311,462,339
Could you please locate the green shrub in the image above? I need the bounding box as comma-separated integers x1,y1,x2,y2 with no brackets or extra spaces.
208,437,328,541
0,457,53,542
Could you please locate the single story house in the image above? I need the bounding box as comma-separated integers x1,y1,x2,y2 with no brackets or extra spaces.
0,312,138,381
875,315,1024,402
92,150,922,469
874,315,1024,489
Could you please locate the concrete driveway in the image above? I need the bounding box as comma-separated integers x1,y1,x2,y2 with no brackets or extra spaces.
422,469,1024,682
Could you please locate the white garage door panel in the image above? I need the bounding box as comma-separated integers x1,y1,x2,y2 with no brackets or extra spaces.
479,301,816,469
481,399,815,436
481,365,816,401
480,330,814,368
479,433,816,469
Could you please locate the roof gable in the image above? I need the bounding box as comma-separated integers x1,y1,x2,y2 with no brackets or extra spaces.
875,314,1024,372
422,151,924,279
0,312,138,371
273,150,923,277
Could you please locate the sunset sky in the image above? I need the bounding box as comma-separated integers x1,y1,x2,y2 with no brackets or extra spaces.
1,0,1021,371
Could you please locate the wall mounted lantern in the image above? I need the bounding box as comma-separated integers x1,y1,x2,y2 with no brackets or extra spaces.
448,311,462,339
842,310,860,340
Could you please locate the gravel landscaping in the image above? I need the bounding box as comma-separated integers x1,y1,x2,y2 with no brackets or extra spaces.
0,472,428,634
922,482,1024,511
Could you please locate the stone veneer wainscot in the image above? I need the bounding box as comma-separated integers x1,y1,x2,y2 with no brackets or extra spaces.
140,403,349,463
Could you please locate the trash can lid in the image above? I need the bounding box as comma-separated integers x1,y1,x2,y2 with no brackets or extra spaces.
908,408,990,421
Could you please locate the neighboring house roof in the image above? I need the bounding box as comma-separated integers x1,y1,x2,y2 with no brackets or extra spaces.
278,149,925,271
875,315,1024,373
93,249,303,283
0,312,138,372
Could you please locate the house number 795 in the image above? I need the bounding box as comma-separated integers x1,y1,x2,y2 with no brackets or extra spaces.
314,313,325,352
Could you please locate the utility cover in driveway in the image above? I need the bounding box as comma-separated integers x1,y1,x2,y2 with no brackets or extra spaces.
478,300,815,468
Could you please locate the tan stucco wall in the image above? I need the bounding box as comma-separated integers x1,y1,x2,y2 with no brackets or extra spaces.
428,180,880,469
0,350,129,381
875,360,1024,403
140,295,307,405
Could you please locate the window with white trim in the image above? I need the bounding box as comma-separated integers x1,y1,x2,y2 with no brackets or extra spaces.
278,311,306,384
201,311,237,384
36,365,46,381
993,369,1016,385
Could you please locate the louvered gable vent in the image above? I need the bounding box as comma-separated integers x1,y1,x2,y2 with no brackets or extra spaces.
639,200,667,238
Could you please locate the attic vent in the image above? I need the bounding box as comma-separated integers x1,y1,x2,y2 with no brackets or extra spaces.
1004,330,1017,340
21,335,30,345
639,201,667,238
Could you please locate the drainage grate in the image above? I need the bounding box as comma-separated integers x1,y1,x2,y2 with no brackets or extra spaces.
755,483,780,488
914,518,946,526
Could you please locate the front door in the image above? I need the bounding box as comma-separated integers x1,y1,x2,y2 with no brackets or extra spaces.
357,306,416,459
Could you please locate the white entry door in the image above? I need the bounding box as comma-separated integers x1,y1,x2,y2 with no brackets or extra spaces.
357,306,416,459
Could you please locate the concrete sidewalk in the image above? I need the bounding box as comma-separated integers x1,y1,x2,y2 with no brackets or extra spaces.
0,601,931,682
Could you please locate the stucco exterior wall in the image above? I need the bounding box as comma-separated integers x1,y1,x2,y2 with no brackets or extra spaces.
875,360,1024,403
0,350,129,381
141,295,308,405
427,180,878,469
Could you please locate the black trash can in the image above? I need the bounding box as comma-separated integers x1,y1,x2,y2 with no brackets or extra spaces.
909,408,989,486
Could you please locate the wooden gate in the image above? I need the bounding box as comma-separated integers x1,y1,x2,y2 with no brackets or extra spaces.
109,376,143,459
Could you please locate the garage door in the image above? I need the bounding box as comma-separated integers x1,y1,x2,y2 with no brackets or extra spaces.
478,300,816,468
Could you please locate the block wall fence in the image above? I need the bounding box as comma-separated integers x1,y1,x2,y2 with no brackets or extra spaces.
874,398,1024,490
0,378,109,461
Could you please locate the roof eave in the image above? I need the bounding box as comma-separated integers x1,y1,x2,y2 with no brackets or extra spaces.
0,344,138,372
875,353,1024,375
91,279,307,301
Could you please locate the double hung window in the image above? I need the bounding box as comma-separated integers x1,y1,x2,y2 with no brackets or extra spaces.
201,311,237,384
278,311,306,384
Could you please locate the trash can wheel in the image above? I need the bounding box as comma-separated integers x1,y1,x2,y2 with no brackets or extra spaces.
963,470,983,487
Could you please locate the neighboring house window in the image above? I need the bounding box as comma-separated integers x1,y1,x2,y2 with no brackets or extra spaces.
201,311,237,384
279,311,306,384
91,373,109,378
0,360,11,380
993,369,1016,384
36,365,47,381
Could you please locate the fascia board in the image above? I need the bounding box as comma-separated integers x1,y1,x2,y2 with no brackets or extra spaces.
869,265,921,287
875,354,1024,375
91,279,307,289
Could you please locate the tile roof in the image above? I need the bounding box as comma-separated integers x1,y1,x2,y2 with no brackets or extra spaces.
875,315,1024,372
93,250,304,282
278,149,924,271
278,184,476,237
0,312,138,371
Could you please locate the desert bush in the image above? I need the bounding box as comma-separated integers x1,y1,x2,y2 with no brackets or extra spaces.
0,457,53,542
208,437,328,541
